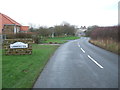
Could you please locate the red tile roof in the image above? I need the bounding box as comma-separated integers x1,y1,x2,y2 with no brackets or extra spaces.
0,13,2,34
0,13,29,34
0,13,21,27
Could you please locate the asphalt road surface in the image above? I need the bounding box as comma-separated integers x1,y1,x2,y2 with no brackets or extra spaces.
33,37,118,88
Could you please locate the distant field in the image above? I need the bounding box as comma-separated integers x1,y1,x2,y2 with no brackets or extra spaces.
41,36,80,44
2,44,59,88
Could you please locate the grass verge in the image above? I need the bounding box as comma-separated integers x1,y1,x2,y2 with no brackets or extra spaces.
0,46,2,89
41,36,80,44
2,44,59,88
89,39,120,55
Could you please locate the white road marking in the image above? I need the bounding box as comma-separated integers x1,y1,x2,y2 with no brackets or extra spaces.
78,42,80,47
87,55,104,69
81,48,85,53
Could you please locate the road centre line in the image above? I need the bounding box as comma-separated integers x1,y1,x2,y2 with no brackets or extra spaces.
81,48,85,53
77,42,85,53
78,42,80,47
77,42,103,69
87,55,104,69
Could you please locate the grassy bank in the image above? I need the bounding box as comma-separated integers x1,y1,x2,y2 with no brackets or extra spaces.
41,36,80,44
89,39,119,55
0,48,2,89
2,44,59,88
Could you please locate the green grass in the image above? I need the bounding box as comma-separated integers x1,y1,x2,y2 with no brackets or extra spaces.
0,48,2,89
41,36,80,44
2,44,59,88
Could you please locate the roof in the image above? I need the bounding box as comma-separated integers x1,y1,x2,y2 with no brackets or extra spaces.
0,13,21,26
0,13,29,34
0,13,22,34
0,13,2,34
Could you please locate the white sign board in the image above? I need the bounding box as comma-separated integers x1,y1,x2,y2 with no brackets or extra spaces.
10,42,28,48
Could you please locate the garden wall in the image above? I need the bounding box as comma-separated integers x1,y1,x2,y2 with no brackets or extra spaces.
3,39,33,55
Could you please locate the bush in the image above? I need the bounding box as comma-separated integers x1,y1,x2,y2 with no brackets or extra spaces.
85,25,98,37
6,33,41,44
49,42,53,44
90,26,118,41
6,33,32,39
31,35,40,44
33,37,39,44
15,33,32,38
54,42,58,44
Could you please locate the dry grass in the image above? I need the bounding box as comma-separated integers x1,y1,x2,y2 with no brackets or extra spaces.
89,39,120,55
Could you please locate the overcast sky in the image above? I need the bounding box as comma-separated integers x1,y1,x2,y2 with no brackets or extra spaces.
0,0,119,27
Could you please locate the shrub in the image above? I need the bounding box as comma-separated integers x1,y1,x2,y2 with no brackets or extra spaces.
32,35,40,44
90,26,118,42
33,37,39,44
49,42,53,44
6,33,41,44
6,33,32,39
54,42,58,44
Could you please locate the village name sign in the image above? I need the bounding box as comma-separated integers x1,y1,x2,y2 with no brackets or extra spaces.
10,42,28,49
4,39,32,55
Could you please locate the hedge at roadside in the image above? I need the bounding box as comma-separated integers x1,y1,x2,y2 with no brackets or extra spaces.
90,26,118,42
5,33,40,44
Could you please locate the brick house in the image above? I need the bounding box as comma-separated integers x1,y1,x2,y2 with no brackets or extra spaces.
0,13,29,35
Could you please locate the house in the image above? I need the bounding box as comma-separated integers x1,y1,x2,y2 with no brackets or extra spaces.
0,13,29,35
75,26,87,36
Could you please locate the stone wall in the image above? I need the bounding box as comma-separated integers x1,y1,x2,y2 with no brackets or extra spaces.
3,39,33,55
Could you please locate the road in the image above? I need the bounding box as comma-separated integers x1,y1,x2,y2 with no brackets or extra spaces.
33,37,118,88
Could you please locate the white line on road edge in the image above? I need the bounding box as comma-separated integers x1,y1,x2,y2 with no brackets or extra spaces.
81,48,85,53
87,55,104,69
